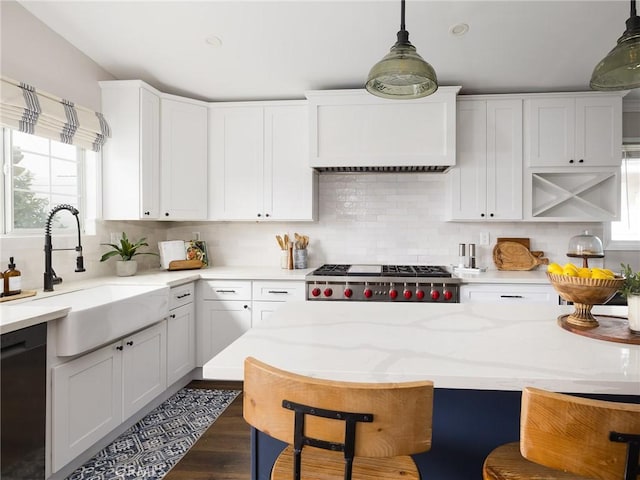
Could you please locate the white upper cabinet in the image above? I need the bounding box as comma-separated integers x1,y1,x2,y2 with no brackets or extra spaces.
101,80,160,220
159,97,208,220
100,81,208,221
306,88,460,171
524,93,623,167
450,97,522,221
208,101,317,221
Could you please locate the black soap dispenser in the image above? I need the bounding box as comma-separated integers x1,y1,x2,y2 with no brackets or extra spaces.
3,257,22,297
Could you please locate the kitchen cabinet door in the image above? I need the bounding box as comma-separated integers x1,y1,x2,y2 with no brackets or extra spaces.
160,97,208,220
460,284,558,304
208,102,316,221
52,342,123,472
167,301,196,386
524,94,622,168
197,300,252,366
208,106,264,220
265,105,317,221
100,80,160,220
450,98,522,221
122,320,167,420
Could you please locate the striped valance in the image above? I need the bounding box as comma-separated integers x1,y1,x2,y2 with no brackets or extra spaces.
0,77,110,152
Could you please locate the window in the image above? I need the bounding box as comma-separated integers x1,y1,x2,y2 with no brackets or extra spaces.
605,151,640,250
1,128,98,235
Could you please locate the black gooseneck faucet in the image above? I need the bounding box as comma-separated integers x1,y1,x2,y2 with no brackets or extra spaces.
44,204,85,292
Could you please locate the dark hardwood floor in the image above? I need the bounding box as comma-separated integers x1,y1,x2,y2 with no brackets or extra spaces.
164,380,251,480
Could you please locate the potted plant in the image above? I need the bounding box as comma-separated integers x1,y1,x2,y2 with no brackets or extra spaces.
100,232,158,276
620,263,640,333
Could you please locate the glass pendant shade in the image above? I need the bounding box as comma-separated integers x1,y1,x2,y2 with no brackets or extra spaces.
366,33,438,99
365,0,438,99
590,0,640,90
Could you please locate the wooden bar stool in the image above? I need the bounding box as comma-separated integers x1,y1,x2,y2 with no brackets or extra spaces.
483,387,640,480
243,356,434,480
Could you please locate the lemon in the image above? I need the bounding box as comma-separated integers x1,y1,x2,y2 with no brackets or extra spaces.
577,267,592,278
547,263,563,275
562,263,579,276
591,268,614,280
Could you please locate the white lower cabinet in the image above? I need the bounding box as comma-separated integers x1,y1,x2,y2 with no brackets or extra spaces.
167,283,196,385
196,281,252,366
52,321,167,472
460,284,558,305
252,281,305,327
196,280,305,365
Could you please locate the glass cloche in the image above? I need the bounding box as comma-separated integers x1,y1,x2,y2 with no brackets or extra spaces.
567,230,604,267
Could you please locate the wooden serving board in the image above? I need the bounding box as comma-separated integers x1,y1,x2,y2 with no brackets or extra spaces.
497,237,530,249
168,259,203,271
0,289,37,302
558,314,640,345
493,241,549,271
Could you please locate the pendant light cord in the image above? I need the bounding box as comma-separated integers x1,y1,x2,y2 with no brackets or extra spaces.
400,0,406,31
397,0,409,44
631,0,636,18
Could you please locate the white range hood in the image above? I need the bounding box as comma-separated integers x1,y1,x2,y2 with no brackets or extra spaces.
305,87,461,173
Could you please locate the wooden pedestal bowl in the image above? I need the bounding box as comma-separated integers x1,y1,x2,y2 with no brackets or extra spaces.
547,273,625,328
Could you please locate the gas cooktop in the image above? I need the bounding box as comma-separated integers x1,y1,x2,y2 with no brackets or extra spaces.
308,264,452,278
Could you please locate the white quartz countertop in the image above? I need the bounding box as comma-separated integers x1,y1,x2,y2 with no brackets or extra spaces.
202,301,640,396
452,269,550,284
0,266,313,334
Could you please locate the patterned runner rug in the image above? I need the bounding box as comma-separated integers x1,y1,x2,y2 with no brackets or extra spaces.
66,388,240,480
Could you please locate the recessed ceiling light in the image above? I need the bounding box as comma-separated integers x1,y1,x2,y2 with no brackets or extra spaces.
205,35,223,47
449,23,469,36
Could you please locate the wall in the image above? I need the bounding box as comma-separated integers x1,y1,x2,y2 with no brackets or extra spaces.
0,1,163,290
166,173,628,272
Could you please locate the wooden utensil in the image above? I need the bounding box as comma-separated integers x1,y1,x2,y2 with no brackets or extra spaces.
493,241,549,271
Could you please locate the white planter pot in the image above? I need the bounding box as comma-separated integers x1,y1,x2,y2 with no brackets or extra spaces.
628,294,640,334
116,260,137,277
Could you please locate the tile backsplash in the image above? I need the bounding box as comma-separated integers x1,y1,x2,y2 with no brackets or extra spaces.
167,173,613,271
3,172,633,291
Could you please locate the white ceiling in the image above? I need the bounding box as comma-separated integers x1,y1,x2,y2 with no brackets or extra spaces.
18,0,639,102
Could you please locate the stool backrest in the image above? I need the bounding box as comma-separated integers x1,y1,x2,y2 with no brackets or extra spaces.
520,387,640,480
243,356,433,457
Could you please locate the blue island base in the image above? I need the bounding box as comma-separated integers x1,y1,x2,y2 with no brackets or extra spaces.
250,388,639,480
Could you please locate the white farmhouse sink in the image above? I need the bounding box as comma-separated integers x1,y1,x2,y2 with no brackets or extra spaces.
32,284,169,356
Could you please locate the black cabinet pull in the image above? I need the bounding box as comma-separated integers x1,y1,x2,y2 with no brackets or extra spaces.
170,314,176,319
480,213,485,217
165,212,169,216
144,211,150,216
265,213,270,217
243,304,249,309
268,290,289,294
500,295,524,298
489,213,494,217
578,159,584,163
176,292,191,299
126,341,134,346
116,345,123,351
215,289,237,293
569,159,574,164
257,213,262,217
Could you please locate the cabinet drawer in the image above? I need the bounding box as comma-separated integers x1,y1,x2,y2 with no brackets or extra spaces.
169,283,195,309
252,281,305,302
460,284,558,304
199,280,252,300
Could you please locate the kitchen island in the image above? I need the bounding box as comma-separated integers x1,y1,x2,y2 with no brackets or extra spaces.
203,301,639,480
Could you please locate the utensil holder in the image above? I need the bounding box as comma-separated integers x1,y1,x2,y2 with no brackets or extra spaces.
294,249,308,269
280,251,288,269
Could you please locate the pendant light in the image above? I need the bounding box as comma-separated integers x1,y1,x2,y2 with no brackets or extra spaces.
590,0,640,90
365,0,438,99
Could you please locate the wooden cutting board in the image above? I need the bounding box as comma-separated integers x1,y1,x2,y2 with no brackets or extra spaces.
493,241,549,271
0,290,37,302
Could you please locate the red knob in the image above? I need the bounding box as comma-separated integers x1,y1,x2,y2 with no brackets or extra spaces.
311,287,321,297
443,289,453,301
364,288,373,298
389,289,398,300
403,289,412,299
431,289,440,300
323,288,333,297
344,288,353,298
416,289,425,300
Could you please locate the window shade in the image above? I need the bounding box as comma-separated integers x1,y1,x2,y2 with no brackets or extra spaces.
0,76,110,152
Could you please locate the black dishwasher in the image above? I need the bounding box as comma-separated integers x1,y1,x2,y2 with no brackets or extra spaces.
1,322,47,480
